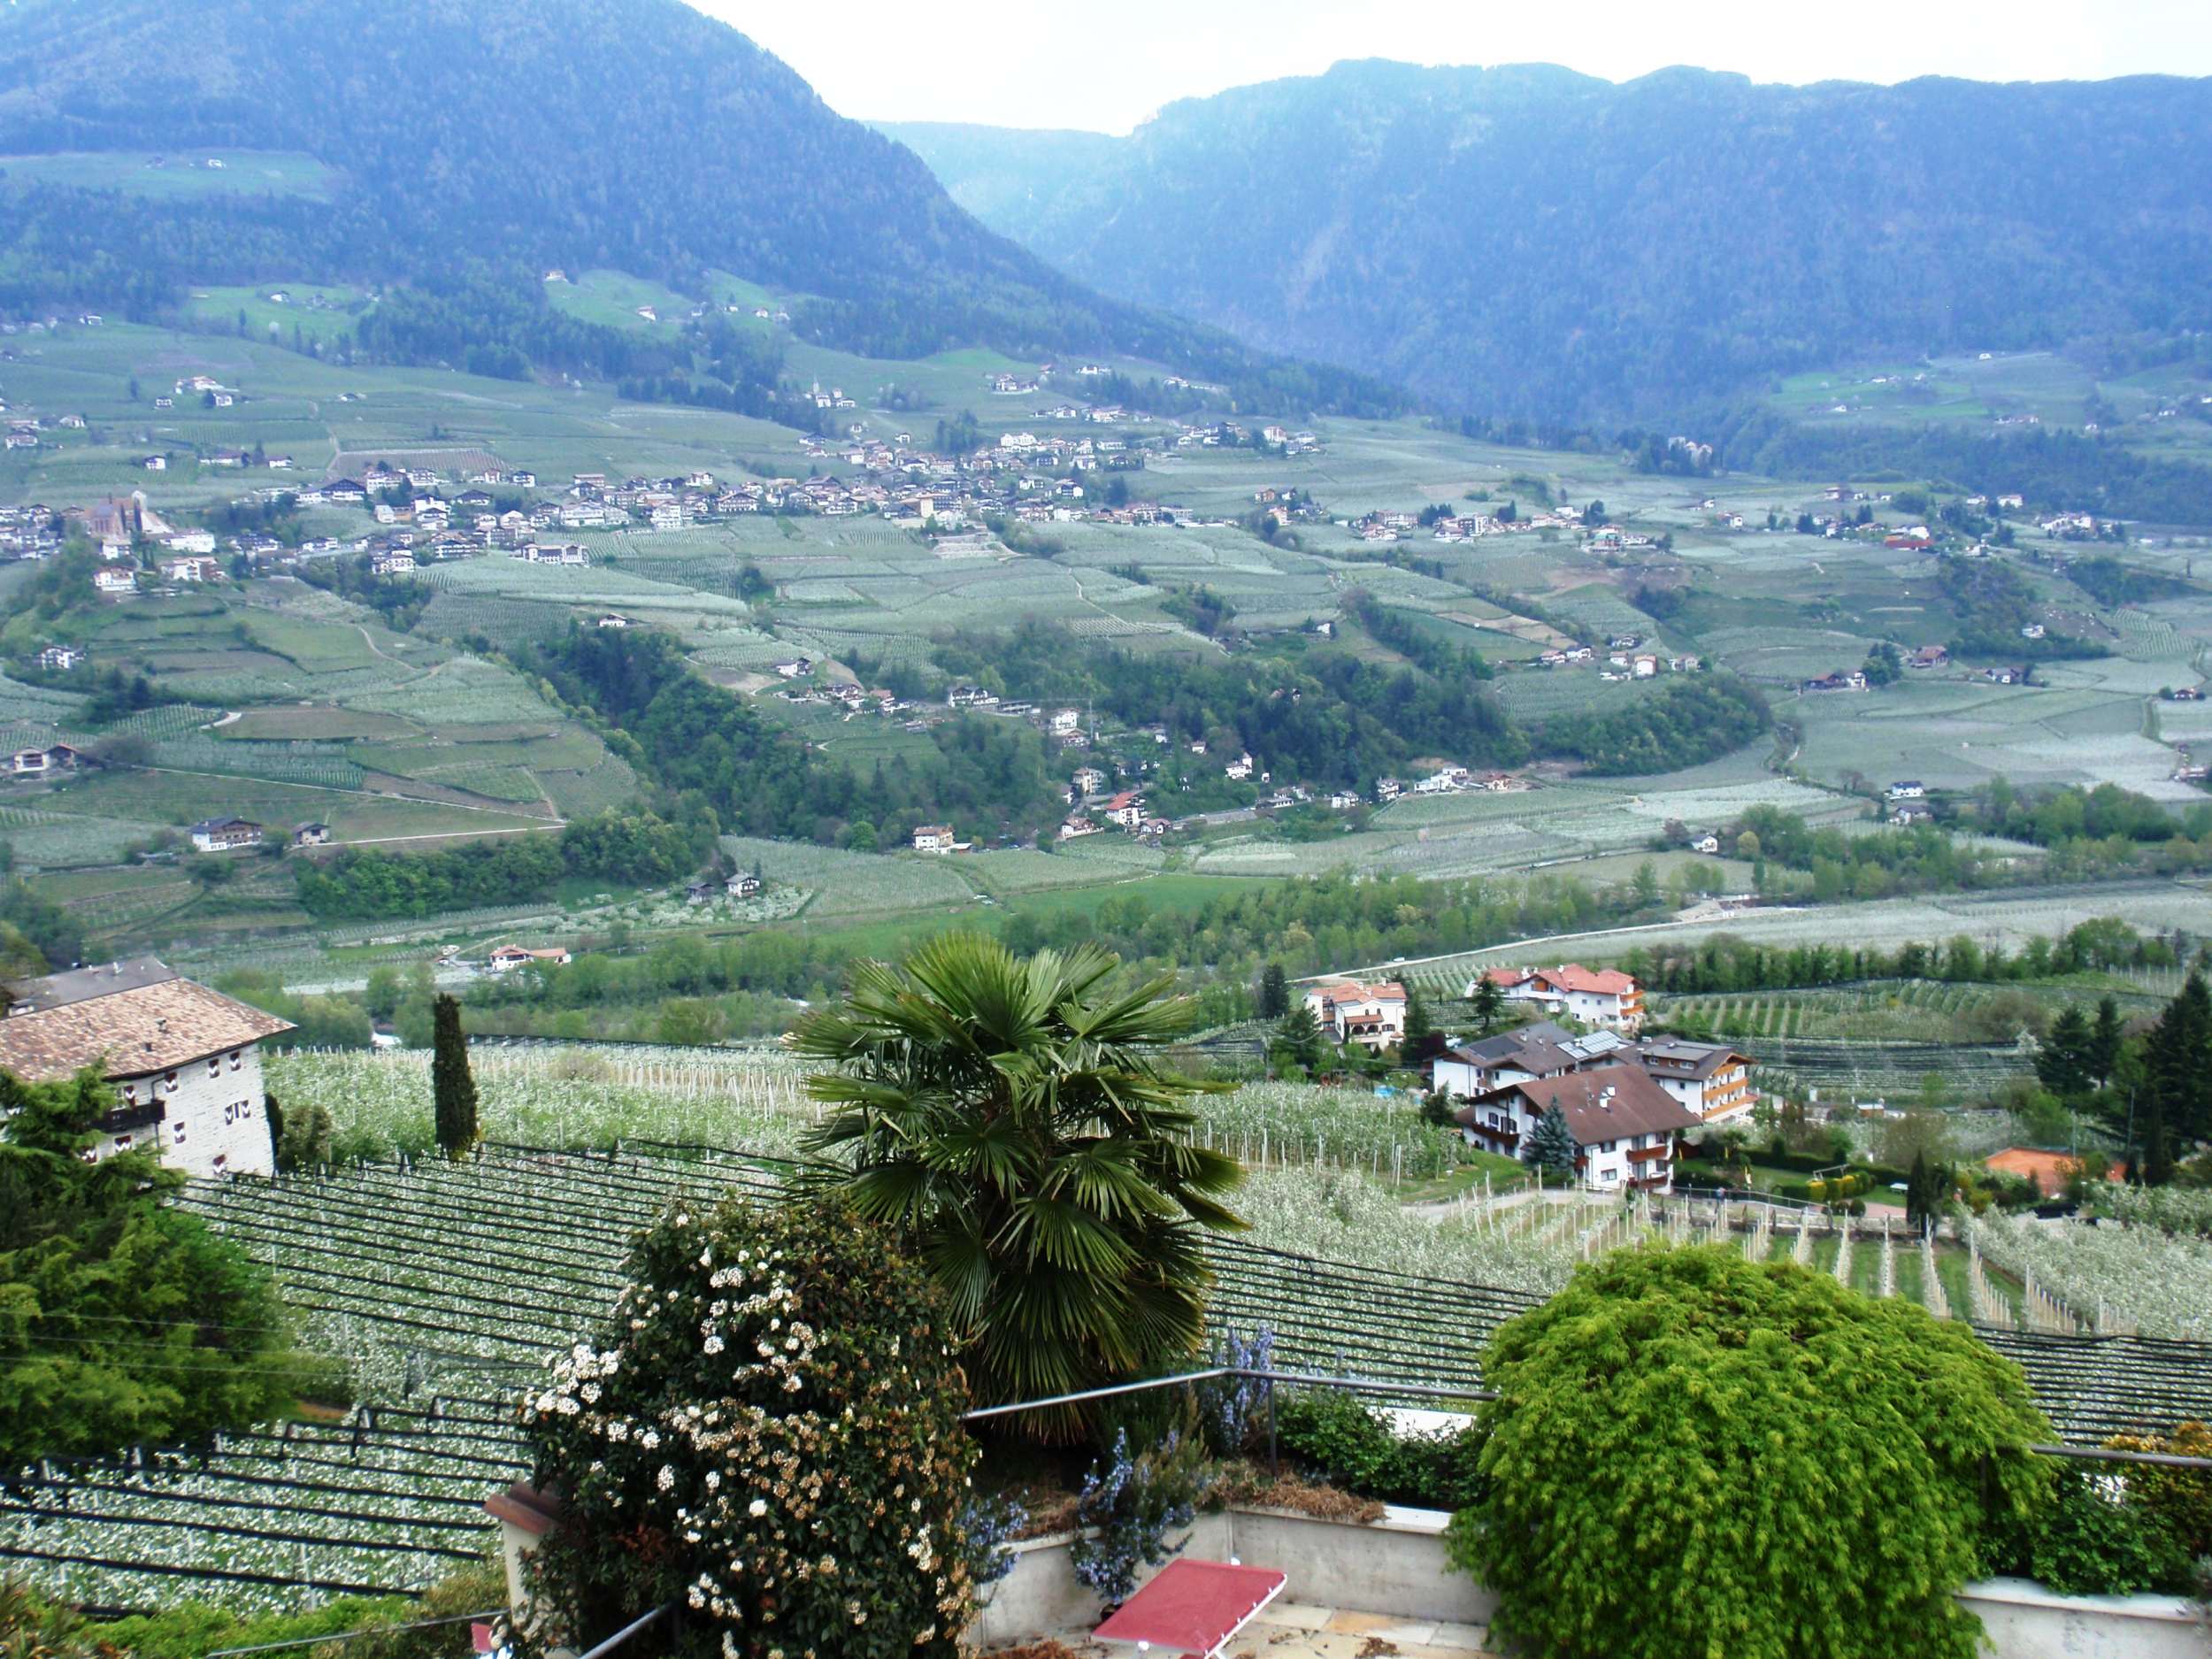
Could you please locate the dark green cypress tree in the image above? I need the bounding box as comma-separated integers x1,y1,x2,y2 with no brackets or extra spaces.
1470,976,1507,1033
431,993,480,1157
2138,972,2211,1182
1523,1105,1579,1178
264,1092,285,1171
1905,1150,1932,1233
2086,995,2124,1088
1274,1002,1327,1073
1257,963,1288,1019
2035,1006,2093,1099
1402,987,1446,1065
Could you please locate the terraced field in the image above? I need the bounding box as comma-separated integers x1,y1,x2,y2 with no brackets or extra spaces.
15,1127,2207,1618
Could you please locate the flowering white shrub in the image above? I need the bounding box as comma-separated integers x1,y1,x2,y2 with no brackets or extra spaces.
517,1197,979,1659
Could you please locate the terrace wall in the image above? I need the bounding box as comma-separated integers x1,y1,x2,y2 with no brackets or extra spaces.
967,1509,2207,1657
968,1507,1493,1648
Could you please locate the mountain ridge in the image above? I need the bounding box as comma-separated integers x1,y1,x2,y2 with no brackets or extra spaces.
885,61,2212,422
0,0,1400,410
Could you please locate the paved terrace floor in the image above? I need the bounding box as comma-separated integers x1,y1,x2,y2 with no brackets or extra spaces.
1020,1601,1497,1657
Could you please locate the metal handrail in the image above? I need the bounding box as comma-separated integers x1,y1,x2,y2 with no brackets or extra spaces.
959,1366,1494,1422
961,1366,2212,1472
578,1601,672,1659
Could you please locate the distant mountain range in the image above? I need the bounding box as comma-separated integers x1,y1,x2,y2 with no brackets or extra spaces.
0,0,1393,409
883,62,2212,423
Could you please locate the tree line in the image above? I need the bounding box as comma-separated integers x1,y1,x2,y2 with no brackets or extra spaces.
294,810,708,919
2034,975,2212,1186
527,625,1065,846
1624,917,2189,996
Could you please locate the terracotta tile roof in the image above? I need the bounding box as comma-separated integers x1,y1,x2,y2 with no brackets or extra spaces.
1312,979,1406,1004
1985,1147,2124,1198
1538,964,1638,996
0,977,295,1082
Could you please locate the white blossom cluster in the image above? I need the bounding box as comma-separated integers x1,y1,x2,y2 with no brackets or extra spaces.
519,1209,972,1654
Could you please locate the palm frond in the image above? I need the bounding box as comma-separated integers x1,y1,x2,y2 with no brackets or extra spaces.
1001,1194,1141,1278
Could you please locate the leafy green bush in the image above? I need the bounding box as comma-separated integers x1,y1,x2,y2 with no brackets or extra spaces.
1275,1387,1485,1510
2106,1422,2212,1561
62,1560,502,1659
1445,1245,2051,1659
1989,1423,2212,1595
516,1196,979,1659
2018,1471,2191,1596
1275,1387,1396,1494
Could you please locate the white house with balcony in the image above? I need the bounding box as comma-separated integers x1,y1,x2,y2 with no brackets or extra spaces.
1472,964,1645,1032
1302,979,1409,1051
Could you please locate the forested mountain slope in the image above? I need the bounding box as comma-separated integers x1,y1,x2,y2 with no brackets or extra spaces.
0,0,1392,405
886,62,2212,421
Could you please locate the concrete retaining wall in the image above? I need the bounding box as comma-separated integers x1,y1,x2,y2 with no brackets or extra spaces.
968,1506,1491,1649
1958,1577,2206,1659
970,1510,2206,1658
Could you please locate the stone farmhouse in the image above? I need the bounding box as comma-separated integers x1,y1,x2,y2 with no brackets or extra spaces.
0,956,293,1178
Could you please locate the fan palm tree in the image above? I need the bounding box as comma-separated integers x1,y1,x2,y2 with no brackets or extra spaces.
789,933,1246,1434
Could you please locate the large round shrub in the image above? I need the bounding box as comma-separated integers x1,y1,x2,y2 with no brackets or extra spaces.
1446,1245,2051,1659
518,1196,979,1659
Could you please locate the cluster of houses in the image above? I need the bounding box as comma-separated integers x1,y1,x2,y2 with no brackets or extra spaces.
1354,504,1587,545
1532,639,1702,677
1438,967,1751,1194
1799,649,2030,696
1286,963,1748,1193
685,872,764,904
1057,773,1170,843
1884,780,1936,826
0,493,227,594
7,741,96,779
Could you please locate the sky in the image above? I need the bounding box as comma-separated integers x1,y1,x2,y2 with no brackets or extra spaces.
697,0,2212,134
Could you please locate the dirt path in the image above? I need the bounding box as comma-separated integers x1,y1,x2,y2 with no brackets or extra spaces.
335,823,564,846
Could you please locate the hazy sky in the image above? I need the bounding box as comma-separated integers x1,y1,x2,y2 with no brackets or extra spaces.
697,0,2212,134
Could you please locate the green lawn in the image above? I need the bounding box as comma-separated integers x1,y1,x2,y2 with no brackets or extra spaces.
183,283,367,351
1391,1150,1529,1203
545,269,698,334
0,149,337,200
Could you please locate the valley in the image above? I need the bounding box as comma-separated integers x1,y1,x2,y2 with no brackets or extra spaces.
1,2,2211,1650
3,308,2209,995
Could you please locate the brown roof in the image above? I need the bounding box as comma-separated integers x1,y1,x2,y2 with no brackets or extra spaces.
1635,1039,1750,1081
1474,1063,1701,1148
484,1480,563,1537
0,977,295,1082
